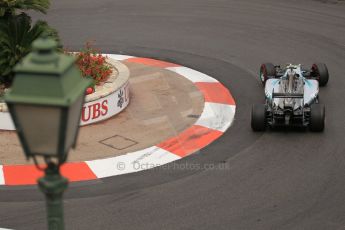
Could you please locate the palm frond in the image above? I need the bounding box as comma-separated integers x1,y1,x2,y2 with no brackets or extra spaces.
0,12,60,84
0,0,50,15
16,0,50,13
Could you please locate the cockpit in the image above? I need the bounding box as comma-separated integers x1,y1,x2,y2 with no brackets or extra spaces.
281,66,303,94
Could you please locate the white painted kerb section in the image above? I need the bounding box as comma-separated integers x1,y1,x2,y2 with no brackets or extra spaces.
0,166,5,185
86,146,180,178
167,66,219,83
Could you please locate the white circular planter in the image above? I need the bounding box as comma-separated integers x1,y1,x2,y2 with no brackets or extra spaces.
0,57,130,130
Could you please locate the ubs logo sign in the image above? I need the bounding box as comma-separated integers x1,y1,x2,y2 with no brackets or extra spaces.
80,82,130,125
81,100,109,122
117,90,124,108
117,83,130,109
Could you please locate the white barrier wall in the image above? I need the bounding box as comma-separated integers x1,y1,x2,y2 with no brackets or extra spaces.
0,81,130,130
0,57,130,131
80,81,130,126
0,112,15,130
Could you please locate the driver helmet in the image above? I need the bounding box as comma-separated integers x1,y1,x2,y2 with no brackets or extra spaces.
287,68,298,79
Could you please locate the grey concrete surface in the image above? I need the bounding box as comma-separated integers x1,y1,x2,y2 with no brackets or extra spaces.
1,0,345,229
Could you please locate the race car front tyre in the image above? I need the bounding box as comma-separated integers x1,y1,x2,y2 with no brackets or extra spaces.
251,104,266,131
260,63,276,86
312,63,329,87
309,104,325,132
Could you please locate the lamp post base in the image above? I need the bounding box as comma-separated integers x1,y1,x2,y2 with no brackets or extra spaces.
38,163,68,230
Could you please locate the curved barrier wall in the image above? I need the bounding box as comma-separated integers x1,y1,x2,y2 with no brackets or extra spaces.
80,81,129,125
0,58,130,130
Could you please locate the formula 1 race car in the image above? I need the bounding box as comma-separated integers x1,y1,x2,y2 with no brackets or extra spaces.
251,63,329,131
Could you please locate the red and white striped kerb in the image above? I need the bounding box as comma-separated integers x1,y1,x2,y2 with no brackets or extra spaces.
0,55,236,186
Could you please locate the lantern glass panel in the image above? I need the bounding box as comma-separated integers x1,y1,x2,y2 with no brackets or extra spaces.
65,94,84,152
14,105,61,156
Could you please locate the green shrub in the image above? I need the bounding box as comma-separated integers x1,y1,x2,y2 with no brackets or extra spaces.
0,0,60,85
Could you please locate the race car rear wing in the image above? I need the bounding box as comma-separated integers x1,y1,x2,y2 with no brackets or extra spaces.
272,93,304,98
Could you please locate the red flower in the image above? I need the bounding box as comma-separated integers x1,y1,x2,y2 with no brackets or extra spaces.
74,41,112,84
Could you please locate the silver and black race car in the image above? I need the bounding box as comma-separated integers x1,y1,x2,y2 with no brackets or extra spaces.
251,63,329,131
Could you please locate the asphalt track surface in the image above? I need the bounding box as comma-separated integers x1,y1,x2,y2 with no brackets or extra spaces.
1,0,345,229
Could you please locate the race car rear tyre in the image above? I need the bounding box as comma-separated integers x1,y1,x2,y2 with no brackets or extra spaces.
309,104,325,132
260,63,276,86
312,63,329,87
251,104,266,131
